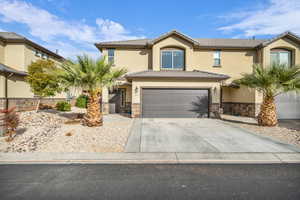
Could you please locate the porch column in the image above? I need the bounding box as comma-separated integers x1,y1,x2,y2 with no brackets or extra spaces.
102,87,109,114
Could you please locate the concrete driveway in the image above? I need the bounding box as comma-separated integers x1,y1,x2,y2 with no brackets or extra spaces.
125,118,300,153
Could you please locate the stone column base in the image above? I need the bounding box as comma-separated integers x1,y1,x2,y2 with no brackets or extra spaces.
131,103,141,118
222,102,260,117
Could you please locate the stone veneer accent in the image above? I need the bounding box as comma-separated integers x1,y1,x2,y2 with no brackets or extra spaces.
210,103,221,113
222,102,260,117
0,98,75,111
131,103,141,118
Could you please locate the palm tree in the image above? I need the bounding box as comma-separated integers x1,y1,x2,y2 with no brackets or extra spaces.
56,55,126,126
235,64,300,126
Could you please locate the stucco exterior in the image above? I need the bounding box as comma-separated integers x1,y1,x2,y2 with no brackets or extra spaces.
262,38,300,67
102,48,151,72
97,31,300,117
0,33,67,110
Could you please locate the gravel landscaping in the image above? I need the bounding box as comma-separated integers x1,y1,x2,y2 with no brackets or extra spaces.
221,114,300,148
0,107,133,153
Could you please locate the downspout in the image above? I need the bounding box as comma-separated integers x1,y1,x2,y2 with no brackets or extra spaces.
4,73,13,110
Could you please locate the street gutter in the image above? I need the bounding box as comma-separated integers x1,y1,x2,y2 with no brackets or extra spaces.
0,152,299,164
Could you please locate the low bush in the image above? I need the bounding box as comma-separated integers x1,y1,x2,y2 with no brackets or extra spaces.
0,107,20,142
75,94,89,108
56,101,71,111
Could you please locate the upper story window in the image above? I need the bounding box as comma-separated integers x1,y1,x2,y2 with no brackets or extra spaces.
270,48,291,67
161,49,184,70
107,48,115,64
35,50,42,57
213,50,221,67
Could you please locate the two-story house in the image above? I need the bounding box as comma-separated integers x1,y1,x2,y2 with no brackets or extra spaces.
0,32,66,111
96,30,300,119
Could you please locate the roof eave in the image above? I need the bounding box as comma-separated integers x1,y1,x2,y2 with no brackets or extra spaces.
1,38,64,60
0,64,27,76
126,75,230,80
95,43,147,50
258,31,300,48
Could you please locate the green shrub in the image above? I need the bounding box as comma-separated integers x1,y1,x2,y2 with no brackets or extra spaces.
56,101,71,111
75,94,89,108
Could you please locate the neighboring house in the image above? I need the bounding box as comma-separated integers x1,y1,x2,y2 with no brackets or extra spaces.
95,30,300,119
0,32,67,111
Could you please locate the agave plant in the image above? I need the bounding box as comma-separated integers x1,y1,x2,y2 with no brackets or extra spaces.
235,64,300,126
55,55,126,126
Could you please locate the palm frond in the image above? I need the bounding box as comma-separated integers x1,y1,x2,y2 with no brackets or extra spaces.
234,63,300,98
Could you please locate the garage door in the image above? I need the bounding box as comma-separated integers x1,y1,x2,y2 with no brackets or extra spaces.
142,88,209,118
275,92,300,119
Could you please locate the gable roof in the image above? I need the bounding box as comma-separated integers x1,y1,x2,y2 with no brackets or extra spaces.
258,31,300,47
0,32,64,60
146,30,201,47
95,30,300,50
125,70,229,80
95,30,266,50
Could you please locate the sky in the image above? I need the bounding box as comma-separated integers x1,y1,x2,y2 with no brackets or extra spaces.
0,0,300,59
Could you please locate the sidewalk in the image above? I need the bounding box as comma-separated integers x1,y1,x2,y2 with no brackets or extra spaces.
1,152,300,164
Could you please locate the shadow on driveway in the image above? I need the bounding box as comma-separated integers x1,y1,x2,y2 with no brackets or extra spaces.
278,120,300,131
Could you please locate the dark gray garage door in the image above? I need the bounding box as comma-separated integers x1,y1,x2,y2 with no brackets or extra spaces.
142,88,209,118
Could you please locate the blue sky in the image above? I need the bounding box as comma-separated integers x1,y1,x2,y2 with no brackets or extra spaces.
0,0,300,58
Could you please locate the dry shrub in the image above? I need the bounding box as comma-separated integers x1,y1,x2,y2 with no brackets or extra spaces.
65,131,74,136
0,107,20,142
39,103,54,110
64,119,81,125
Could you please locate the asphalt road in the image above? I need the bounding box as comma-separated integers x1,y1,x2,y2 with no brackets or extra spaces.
0,164,300,200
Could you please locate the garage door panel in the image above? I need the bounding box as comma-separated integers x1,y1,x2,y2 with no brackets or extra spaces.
275,92,300,119
142,88,209,118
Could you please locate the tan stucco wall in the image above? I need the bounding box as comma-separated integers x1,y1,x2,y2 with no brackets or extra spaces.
222,86,257,103
100,35,300,106
0,74,5,98
24,44,62,70
4,44,25,71
152,35,194,71
7,75,33,98
0,42,65,99
192,49,256,82
131,78,221,104
102,48,150,72
3,74,67,99
262,38,300,67
0,41,5,63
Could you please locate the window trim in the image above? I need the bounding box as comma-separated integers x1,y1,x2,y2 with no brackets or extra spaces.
107,48,115,64
213,50,221,67
160,49,184,70
270,49,292,67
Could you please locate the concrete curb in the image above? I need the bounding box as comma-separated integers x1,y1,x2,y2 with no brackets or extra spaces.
0,152,300,164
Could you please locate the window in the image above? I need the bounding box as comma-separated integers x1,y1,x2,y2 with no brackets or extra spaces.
270,49,291,67
213,50,221,66
161,49,184,69
42,53,47,59
35,50,41,57
108,48,115,64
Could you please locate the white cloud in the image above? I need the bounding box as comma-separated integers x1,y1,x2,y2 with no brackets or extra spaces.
218,0,300,37
96,18,141,41
0,0,144,57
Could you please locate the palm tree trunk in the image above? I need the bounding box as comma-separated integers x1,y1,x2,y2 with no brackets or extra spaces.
257,96,278,126
83,90,103,126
